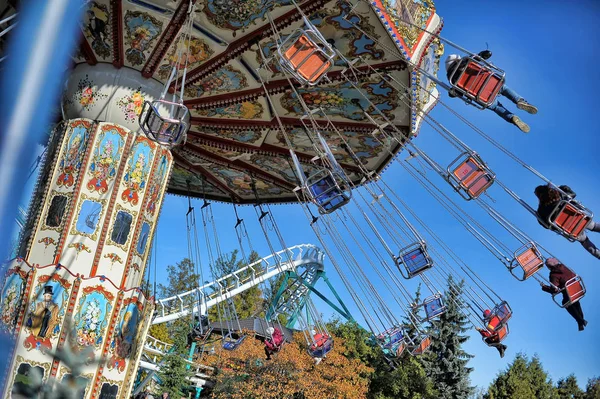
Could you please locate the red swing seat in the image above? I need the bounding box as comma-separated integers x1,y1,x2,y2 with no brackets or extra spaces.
485,301,512,332
550,201,592,239
283,35,332,84
510,243,545,281
553,276,586,308
446,152,495,200
453,59,505,107
411,336,431,356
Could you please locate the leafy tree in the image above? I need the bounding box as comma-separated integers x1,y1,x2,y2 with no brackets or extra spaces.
156,324,193,398
148,323,173,345
206,330,372,399
421,277,474,399
485,353,558,399
585,377,600,399
556,375,584,399
158,257,201,298
327,319,436,399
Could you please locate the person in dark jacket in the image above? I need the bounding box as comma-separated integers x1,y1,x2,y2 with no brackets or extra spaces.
541,258,587,330
476,327,507,358
535,184,600,260
445,51,537,133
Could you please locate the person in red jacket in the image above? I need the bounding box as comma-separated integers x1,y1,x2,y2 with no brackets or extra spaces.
264,326,284,360
476,309,508,358
541,258,587,330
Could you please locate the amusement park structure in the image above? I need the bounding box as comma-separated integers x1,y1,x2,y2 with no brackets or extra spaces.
0,0,594,398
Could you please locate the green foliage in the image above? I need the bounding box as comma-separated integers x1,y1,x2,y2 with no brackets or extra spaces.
326,319,378,366
422,277,474,399
369,355,437,399
585,377,600,399
158,257,201,298
557,375,584,399
485,353,558,399
156,325,193,398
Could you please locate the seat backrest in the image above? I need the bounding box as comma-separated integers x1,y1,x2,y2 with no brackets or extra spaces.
283,34,332,84
515,247,544,279
413,336,431,355
456,61,503,105
565,278,585,303
554,203,591,236
452,157,492,198
402,247,429,275
486,315,501,331
496,325,508,342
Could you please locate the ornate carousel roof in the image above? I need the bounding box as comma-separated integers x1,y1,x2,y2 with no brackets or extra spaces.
63,0,443,203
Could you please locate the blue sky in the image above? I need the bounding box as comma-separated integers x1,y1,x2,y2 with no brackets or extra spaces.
149,0,600,390
11,0,599,391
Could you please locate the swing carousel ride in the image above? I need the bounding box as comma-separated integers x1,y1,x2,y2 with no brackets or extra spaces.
0,0,594,397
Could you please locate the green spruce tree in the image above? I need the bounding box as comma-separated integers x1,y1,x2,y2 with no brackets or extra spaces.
421,276,474,399
585,377,600,399
156,325,193,398
556,375,584,399
485,353,558,399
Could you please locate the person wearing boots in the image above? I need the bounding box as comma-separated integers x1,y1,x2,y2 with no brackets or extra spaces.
541,258,588,331
445,51,537,133
535,184,600,260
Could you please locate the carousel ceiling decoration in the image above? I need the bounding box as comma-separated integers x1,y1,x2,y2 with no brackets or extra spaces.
62,0,442,203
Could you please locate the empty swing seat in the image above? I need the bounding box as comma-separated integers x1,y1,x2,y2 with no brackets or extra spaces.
305,170,351,214
422,293,446,321
309,333,334,358
139,99,189,148
553,276,586,308
447,153,494,200
395,242,433,279
410,336,431,356
222,333,246,351
278,26,335,85
510,243,545,281
451,58,505,108
549,200,592,239
485,301,512,332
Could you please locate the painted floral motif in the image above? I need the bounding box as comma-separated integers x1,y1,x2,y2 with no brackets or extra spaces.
24,278,70,351
74,287,113,351
280,80,396,121
194,101,264,119
157,37,214,80
84,2,111,59
104,253,123,266
124,11,163,66
387,0,434,51
87,128,125,194
38,237,57,249
116,88,145,122
122,140,153,205
67,243,92,259
57,124,89,187
71,75,108,111
205,0,293,35
145,154,168,216
184,65,248,98
0,272,24,332
108,300,142,372
251,154,298,183
196,127,264,144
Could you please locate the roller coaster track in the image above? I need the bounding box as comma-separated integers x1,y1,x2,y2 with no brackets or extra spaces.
136,244,325,393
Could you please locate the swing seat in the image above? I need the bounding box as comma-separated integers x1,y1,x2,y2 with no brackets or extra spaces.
305,169,351,215
485,301,512,332
309,334,334,358
278,24,335,86
378,327,405,346
139,99,189,148
447,153,494,200
222,333,246,351
410,336,431,356
422,293,446,321
451,58,505,108
510,243,545,281
549,200,592,240
395,242,433,279
483,324,509,346
553,276,586,308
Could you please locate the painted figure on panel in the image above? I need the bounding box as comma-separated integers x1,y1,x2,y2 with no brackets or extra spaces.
26,286,59,340
57,127,87,187
0,272,24,331
88,131,123,193
122,153,146,205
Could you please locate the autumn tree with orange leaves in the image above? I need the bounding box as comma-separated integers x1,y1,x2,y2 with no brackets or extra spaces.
202,331,372,399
